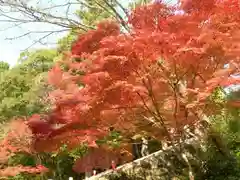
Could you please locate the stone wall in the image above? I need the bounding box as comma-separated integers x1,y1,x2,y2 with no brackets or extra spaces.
88,138,197,180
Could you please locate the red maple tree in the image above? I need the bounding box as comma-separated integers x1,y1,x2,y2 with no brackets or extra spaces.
1,0,240,176
0,119,49,176
45,0,240,141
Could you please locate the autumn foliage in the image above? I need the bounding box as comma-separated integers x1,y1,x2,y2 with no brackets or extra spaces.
0,0,240,176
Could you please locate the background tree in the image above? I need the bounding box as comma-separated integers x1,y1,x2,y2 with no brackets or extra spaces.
0,61,10,72
0,49,56,122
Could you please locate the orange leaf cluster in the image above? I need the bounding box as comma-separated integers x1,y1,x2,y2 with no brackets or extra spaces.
0,120,49,177
0,120,34,155
32,0,240,150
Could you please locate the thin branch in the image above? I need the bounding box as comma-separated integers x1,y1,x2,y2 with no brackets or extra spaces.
0,22,26,31
0,0,131,50
0,0,94,30
5,29,70,40
115,0,129,17
41,2,80,11
23,32,55,51
102,0,130,32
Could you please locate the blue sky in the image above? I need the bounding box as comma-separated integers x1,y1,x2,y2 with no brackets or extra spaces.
0,0,78,66
0,0,177,67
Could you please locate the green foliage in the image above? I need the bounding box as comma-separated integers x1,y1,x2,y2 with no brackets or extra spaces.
0,61,10,72
8,153,36,167
209,87,226,104
194,141,240,180
38,145,88,180
202,89,240,180
7,174,43,180
97,130,123,148
212,90,240,150
51,144,89,161
129,0,152,9
0,49,56,122
57,30,78,53
75,0,116,27
5,145,88,180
